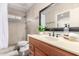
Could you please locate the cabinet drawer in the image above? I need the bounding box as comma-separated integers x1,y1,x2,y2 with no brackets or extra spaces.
35,47,46,56
29,37,39,47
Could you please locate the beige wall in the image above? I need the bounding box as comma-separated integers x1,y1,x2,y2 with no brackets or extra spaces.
26,3,50,34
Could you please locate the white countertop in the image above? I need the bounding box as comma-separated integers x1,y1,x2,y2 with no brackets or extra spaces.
28,34,79,55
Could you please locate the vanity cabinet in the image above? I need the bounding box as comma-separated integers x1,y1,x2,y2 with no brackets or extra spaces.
29,37,77,56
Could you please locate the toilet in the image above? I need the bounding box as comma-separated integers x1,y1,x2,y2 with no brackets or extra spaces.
17,41,29,56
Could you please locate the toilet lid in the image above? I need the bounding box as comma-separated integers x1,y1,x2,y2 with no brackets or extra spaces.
18,41,28,47
19,44,29,52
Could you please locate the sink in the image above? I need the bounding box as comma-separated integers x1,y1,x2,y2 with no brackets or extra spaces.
38,34,79,42
40,35,79,42
39,35,59,41
63,36,79,42
66,33,79,42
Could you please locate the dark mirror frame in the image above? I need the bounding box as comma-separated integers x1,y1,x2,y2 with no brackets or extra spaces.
39,3,79,32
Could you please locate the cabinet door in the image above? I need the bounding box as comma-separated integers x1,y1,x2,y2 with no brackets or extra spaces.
29,43,35,56
35,47,46,56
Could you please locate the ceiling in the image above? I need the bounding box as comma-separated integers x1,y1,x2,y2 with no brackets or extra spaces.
8,3,34,16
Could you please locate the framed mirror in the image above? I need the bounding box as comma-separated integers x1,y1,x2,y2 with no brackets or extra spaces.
39,3,79,31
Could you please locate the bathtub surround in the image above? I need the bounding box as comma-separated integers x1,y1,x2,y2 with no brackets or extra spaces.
0,3,8,49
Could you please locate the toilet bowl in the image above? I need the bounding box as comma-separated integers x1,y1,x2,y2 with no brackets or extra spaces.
17,41,29,56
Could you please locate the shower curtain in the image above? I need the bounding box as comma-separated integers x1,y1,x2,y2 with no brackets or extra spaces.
0,3,8,49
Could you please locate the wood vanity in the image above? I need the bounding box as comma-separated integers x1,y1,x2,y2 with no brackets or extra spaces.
29,36,77,56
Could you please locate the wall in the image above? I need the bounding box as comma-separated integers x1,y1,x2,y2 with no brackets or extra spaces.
26,3,50,34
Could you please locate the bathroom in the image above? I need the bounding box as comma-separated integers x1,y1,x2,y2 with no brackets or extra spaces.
1,3,79,56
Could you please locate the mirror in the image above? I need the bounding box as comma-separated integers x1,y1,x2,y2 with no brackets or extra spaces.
40,3,79,31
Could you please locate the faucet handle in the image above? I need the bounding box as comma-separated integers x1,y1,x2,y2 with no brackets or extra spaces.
52,31,55,37
48,33,51,36
56,34,60,37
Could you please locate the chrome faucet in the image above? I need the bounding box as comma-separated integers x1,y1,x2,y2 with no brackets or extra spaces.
52,30,55,37
56,34,60,37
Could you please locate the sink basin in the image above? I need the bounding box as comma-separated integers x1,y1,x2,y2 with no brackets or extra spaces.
39,35,59,41
45,36,58,40
38,34,79,42
63,36,79,42
66,33,79,42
